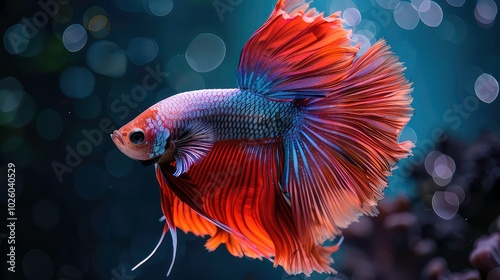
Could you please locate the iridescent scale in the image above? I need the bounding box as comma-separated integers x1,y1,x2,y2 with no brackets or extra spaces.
153,88,300,141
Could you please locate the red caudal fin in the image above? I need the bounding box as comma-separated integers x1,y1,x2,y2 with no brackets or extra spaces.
187,141,280,260
238,0,413,259
157,140,343,275
282,40,414,247
237,0,358,100
187,141,343,275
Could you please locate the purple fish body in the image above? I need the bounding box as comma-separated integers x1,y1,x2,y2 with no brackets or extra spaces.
150,89,298,141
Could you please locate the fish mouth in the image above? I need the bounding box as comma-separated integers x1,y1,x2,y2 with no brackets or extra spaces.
111,130,125,146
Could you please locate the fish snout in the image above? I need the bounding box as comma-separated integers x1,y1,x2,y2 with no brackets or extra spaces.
111,130,125,146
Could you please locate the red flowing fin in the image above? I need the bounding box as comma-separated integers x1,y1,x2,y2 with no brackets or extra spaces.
237,0,358,100
156,162,257,253
185,140,340,275
155,166,216,238
186,141,278,259
282,39,413,247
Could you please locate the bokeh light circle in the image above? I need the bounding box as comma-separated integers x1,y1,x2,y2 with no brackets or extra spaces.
446,185,466,204
419,1,443,27
357,19,377,40
89,15,111,38
0,77,25,114
412,0,431,12
433,165,453,182
88,15,107,32
186,33,226,73
86,41,127,77
10,94,36,128
351,33,371,56
23,249,54,280
343,8,362,26
475,0,498,26
83,6,111,39
60,67,95,98
427,152,456,186
32,199,60,230
84,6,107,26
36,109,64,140
446,0,465,7
434,154,456,177
425,150,442,176
399,126,418,143
63,24,87,52
127,37,159,66
148,0,174,16
3,24,30,55
475,73,499,104
432,191,459,220
394,2,420,30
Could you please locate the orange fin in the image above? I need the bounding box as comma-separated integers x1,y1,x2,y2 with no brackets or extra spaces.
282,40,414,247
156,166,216,238
183,140,340,275
157,162,257,253
237,0,358,100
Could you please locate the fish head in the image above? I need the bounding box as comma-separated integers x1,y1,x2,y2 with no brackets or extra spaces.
111,110,175,165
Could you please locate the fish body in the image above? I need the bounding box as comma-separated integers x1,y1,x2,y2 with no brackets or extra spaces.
144,88,298,141
111,0,413,276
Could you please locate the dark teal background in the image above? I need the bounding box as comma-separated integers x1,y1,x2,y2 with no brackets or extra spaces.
1,0,499,279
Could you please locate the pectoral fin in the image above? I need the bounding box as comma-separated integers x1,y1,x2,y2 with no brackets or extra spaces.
171,121,216,176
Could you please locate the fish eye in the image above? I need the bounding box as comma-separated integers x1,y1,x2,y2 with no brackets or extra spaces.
129,129,145,145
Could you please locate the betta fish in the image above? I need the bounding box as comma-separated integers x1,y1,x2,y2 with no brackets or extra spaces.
111,0,413,276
